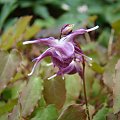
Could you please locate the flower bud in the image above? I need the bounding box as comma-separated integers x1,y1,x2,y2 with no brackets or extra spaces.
61,24,74,35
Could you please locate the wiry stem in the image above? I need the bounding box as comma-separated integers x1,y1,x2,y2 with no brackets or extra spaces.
82,57,90,120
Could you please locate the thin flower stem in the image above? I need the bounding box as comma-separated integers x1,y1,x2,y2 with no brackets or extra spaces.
82,57,91,120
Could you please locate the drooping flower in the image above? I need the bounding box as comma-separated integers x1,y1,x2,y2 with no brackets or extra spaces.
23,25,99,78
48,60,83,80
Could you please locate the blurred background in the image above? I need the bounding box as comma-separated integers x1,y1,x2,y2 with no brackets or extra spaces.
0,0,120,33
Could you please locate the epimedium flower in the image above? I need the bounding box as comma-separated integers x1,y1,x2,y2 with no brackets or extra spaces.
48,59,83,80
23,24,99,78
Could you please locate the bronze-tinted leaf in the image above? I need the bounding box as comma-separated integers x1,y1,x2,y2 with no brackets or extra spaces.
57,104,86,120
113,59,120,113
8,104,21,120
106,112,120,120
103,56,119,90
0,49,21,93
43,76,66,109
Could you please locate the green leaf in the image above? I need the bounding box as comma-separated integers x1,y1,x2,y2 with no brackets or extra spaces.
93,107,109,120
38,96,46,108
90,62,104,74
113,59,120,113
0,99,17,116
1,16,32,50
34,17,55,28
92,79,101,97
112,19,120,35
57,104,86,120
97,29,110,48
65,74,82,104
19,77,43,117
31,104,58,120
82,42,96,51
105,4,120,24
0,2,17,29
0,49,21,93
43,76,66,109
34,5,50,19
2,80,26,101
24,24,40,40
0,113,9,120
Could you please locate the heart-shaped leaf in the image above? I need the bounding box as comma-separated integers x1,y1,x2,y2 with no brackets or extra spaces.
43,76,66,109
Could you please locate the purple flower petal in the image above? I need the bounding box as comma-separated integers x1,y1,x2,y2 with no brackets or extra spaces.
66,26,99,42
23,37,57,46
28,48,52,76
51,55,72,68
57,60,83,78
54,42,74,59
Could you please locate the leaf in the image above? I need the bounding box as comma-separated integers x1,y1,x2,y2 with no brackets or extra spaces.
82,42,96,51
0,113,9,120
0,99,17,116
113,59,120,113
34,17,55,28
2,80,26,101
31,104,58,120
0,49,21,93
112,19,120,35
24,24,40,40
43,76,66,109
93,107,110,120
8,104,21,120
105,4,120,24
106,112,120,120
90,62,104,74
1,16,32,50
65,74,82,104
0,1,17,29
97,29,110,47
92,79,101,97
19,77,43,117
103,56,119,90
34,5,50,19
57,104,86,120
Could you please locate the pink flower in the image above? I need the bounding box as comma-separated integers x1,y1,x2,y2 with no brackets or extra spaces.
23,25,99,78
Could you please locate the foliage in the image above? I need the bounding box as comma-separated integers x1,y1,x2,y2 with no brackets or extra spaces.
0,0,120,120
